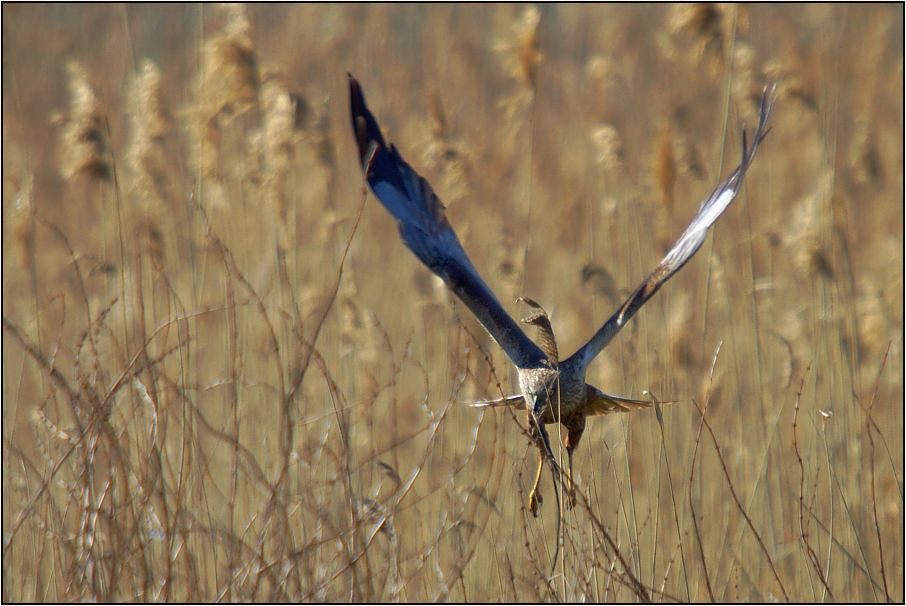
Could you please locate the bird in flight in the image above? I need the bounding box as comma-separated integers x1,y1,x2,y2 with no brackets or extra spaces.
349,75,775,514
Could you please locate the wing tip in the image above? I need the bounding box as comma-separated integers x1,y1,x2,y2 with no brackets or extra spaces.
348,75,368,165
348,75,385,167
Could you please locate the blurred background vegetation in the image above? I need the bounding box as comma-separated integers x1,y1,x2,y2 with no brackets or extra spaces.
3,4,902,602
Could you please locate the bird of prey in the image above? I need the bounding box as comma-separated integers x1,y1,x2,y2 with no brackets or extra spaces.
349,75,775,514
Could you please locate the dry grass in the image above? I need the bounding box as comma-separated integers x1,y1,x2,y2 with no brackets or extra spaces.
3,4,902,602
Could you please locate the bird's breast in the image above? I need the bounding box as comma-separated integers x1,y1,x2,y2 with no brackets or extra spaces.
518,365,586,421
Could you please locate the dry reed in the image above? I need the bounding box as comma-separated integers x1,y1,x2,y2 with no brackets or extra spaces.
2,4,901,603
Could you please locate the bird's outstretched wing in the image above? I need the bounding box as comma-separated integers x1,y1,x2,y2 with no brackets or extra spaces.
567,87,776,370
349,75,548,370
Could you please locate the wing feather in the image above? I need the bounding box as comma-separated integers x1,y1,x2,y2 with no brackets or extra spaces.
567,87,776,369
349,76,548,369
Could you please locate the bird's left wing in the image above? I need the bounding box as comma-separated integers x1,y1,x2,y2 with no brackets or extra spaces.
567,86,776,370
349,76,548,370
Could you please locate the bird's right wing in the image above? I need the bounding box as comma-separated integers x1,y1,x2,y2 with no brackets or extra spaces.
349,76,548,370
568,87,776,370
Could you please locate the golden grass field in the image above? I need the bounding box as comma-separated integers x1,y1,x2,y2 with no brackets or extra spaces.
2,4,903,602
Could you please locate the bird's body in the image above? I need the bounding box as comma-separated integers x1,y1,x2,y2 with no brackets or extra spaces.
474,298,657,511
349,75,775,514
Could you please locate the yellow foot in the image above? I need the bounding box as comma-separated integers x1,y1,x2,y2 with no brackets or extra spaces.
528,489,543,517
562,476,577,510
565,488,576,510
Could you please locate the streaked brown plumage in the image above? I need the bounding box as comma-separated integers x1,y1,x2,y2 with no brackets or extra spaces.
474,298,658,513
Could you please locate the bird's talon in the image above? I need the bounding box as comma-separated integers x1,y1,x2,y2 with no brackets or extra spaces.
529,490,543,516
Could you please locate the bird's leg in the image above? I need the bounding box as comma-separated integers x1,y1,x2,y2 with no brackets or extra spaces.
526,408,557,516
565,449,575,509
562,414,586,510
529,446,545,516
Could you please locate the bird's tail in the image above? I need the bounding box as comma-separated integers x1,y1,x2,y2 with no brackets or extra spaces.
469,394,527,410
